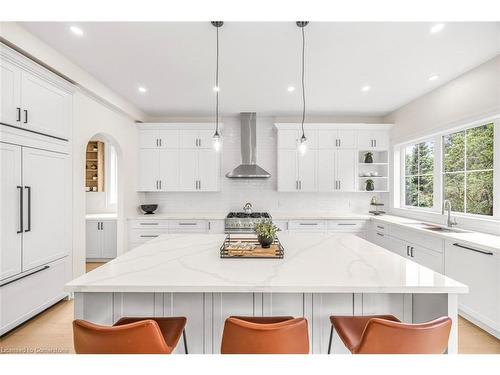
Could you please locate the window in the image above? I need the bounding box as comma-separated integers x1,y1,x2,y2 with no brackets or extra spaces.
404,141,434,208
443,123,494,216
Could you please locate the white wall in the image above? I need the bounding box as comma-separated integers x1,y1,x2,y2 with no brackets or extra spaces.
139,116,388,215
385,55,500,144
73,92,139,277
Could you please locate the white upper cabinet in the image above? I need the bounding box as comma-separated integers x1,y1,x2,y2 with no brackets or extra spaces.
139,129,179,149
275,123,392,193
357,130,389,150
1,47,72,140
0,59,21,127
317,129,356,149
180,129,214,149
138,124,221,192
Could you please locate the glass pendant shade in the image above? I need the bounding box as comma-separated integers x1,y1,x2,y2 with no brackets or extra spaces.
212,131,222,151
298,134,308,155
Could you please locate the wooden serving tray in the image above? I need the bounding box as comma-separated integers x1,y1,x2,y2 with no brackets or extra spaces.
220,236,284,259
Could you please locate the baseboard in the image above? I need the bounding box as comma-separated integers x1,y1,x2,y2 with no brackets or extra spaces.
459,309,500,340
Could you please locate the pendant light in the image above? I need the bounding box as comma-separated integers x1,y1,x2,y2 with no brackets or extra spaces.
211,21,223,152
296,21,308,155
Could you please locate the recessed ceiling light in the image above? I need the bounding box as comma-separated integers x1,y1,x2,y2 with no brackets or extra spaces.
213,86,220,92
428,75,439,81
361,85,371,92
287,86,295,92
138,86,147,93
69,26,84,36
430,23,445,34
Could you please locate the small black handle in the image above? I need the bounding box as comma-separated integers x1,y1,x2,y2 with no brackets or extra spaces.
16,107,21,122
25,186,31,232
17,186,23,233
338,223,356,226
24,109,28,124
453,243,493,256
376,232,384,237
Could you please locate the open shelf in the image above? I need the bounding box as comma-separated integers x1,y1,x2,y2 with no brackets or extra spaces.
85,140,105,192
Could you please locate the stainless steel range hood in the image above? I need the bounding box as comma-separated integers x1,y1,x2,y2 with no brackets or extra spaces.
226,112,271,179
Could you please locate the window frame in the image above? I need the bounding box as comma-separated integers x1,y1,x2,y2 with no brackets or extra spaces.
396,116,500,220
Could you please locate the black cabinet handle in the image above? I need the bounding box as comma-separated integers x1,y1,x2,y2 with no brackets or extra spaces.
300,223,318,226
16,107,21,122
410,246,414,257
453,243,493,256
23,110,28,124
179,222,197,226
376,225,384,230
338,223,356,226
140,222,158,226
406,245,410,256
17,186,23,233
24,186,31,232
0,265,49,288
376,232,384,237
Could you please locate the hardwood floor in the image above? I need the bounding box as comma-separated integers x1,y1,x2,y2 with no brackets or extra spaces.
1,262,499,354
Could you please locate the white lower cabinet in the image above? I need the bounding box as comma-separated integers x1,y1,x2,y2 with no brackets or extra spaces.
445,241,499,336
86,219,117,260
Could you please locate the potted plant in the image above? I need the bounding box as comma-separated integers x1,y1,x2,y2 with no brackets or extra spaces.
254,220,279,248
365,179,375,191
364,152,374,163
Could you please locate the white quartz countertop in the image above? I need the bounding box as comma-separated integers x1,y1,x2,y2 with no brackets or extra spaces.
129,213,226,220
66,233,467,294
128,212,371,220
373,215,500,253
86,213,117,220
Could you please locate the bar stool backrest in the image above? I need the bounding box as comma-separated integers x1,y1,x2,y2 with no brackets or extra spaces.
221,317,309,354
73,319,172,354
355,316,452,354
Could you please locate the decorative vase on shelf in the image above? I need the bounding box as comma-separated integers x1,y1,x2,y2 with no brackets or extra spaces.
365,179,375,191
257,235,274,249
364,152,374,163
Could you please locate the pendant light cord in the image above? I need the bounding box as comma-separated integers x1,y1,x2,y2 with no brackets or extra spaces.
300,25,306,138
215,25,220,135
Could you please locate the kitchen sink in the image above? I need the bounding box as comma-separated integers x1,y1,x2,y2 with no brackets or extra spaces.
406,222,470,233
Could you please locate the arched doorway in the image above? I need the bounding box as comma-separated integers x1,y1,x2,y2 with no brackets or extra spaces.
83,133,122,273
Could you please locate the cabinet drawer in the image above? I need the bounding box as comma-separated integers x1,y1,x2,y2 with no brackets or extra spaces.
389,225,443,253
372,221,389,235
129,229,168,243
328,220,368,232
0,256,69,335
168,220,207,232
129,219,169,229
288,220,327,232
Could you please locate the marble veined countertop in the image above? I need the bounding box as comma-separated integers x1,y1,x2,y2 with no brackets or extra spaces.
86,213,117,220
66,233,467,294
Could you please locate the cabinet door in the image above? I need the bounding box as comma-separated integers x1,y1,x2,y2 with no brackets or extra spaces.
298,150,317,191
198,149,219,191
445,241,499,326
20,71,70,139
159,129,180,149
337,130,356,148
139,130,160,149
335,149,356,192
0,143,22,280
197,129,215,149
22,148,70,270
278,130,299,149
277,149,298,192
410,245,443,273
86,221,101,258
159,150,179,191
384,236,407,257
372,130,389,150
317,149,335,192
138,149,160,191
357,130,374,150
0,59,21,127
179,150,198,191
317,130,336,149
101,220,117,259
180,130,199,149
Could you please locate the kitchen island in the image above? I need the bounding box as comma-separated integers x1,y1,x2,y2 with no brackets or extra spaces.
66,233,467,354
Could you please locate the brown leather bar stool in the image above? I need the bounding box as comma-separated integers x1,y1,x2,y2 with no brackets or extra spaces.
73,317,188,354
327,314,452,354
221,316,309,354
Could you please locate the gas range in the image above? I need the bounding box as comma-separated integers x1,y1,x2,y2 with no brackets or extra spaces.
224,212,272,233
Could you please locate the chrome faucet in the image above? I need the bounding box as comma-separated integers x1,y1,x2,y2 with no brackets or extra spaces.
442,200,458,227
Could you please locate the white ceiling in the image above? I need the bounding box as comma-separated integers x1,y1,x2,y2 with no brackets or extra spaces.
21,22,500,118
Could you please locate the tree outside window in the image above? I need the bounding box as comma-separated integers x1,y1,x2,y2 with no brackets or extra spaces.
443,123,494,216
404,141,434,208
